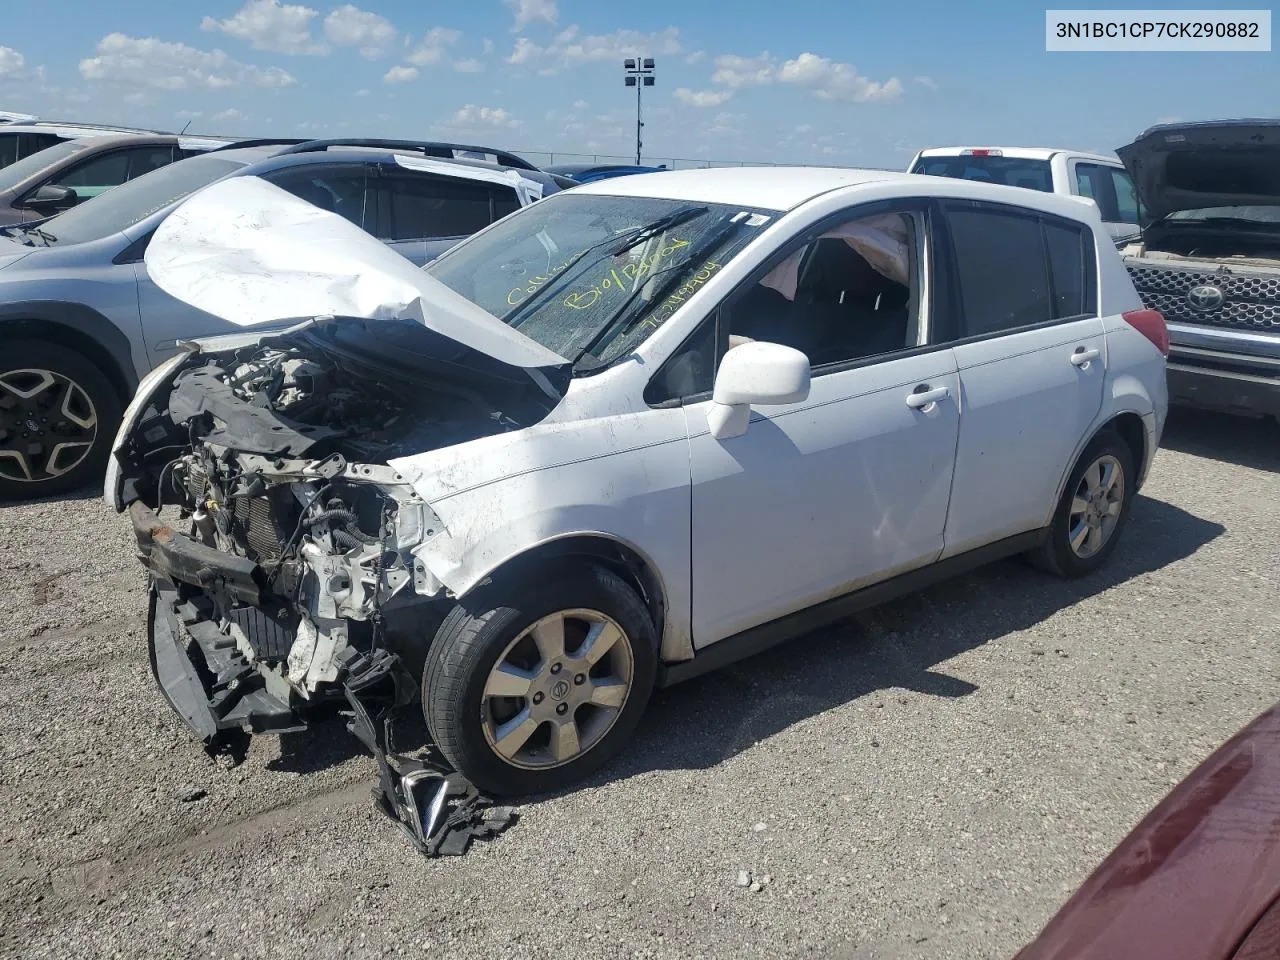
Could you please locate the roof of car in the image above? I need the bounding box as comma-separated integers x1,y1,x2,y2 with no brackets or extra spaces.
225,145,551,189
572,166,912,210
0,122,161,139
915,145,1122,164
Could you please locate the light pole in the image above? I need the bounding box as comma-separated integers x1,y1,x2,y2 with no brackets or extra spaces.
623,57,654,165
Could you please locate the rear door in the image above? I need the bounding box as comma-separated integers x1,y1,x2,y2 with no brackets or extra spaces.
937,200,1105,557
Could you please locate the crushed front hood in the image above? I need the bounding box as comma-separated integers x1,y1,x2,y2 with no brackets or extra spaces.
144,175,568,370
1117,119,1280,221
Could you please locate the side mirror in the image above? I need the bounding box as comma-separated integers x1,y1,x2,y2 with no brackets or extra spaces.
25,184,76,211
707,341,810,440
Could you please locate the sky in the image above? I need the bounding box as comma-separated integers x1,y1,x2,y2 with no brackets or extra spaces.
0,0,1275,168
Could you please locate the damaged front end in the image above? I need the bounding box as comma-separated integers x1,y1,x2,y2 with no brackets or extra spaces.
111,317,557,852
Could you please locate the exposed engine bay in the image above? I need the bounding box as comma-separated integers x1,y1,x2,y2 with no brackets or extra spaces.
115,317,561,853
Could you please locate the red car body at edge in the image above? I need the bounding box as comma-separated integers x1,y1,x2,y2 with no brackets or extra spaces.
1015,703,1280,959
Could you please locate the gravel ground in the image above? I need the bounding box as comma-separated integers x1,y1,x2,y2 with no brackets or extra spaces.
1,407,1277,960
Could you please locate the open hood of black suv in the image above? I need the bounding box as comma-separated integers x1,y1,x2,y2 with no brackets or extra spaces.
1116,119,1280,221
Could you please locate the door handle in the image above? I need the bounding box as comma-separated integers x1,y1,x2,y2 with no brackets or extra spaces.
906,385,950,409
1070,346,1101,367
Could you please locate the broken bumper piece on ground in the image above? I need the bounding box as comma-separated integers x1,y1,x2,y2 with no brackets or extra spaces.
134,501,516,857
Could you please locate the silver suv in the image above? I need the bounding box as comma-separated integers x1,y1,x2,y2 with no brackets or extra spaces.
0,139,558,499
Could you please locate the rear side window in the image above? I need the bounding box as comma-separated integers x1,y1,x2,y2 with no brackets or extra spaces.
944,203,1096,337
48,146,177,199
913,155,1053,193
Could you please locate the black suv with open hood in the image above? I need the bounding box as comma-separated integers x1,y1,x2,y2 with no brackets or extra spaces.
1117,119,1280,419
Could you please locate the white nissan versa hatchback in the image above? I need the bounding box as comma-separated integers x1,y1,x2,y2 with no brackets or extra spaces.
108,168,1169,800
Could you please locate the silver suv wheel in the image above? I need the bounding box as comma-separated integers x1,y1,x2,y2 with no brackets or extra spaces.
0,368,98,484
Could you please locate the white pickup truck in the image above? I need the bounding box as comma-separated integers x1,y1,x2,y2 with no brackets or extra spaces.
907,146,1142,241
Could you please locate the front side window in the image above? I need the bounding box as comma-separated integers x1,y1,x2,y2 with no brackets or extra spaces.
46,146,175,200
263,165,368,228
724,211,920,370
428,193,774,369
945,203,1095,336
1110,169,1140,223
33,154,246,246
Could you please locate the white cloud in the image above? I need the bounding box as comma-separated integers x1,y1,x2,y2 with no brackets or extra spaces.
201,0,326,55
709,50,902,103
482,38,495,55
355,87,370,96
383,64,418,84
777,53,902,102
505,0,558,31
213,107,245,122
684,50,705,65
507,26,680,69
913,74,938,91
0,46,25,78
324,5,399,59
175,109,203,119
454,58,484,73
452,103,519,128
572,99,588,109
406,27,462,66
80,33,297,90
711,53,777,89
674,87,732,108
1157,114,1183,124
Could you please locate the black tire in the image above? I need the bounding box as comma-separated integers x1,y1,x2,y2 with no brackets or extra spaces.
1028,430,1136,578
423,562,658,797
0,340,123,501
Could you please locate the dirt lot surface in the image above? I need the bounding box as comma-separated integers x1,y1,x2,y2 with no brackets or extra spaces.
1,408,1277,960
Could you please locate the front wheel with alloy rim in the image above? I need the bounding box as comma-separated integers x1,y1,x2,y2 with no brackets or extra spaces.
1028,430,1136,578
0,340,123,501
423,563,658,797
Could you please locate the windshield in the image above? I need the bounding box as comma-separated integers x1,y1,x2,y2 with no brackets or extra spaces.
912,155,1054,192
36,154,246,245
1167,206,1280,223
0,140,83,192
427,193,774,367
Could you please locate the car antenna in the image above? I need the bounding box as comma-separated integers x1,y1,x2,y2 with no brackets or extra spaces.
179,120,192,135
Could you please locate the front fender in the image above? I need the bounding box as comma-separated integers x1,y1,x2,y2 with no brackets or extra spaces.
404,435,695,664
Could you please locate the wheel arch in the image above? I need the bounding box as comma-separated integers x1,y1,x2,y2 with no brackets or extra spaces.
0,303,140,402
1047,409,1151,525
458,533,670,659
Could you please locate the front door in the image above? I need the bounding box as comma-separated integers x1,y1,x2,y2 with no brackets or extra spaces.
676,204,963,646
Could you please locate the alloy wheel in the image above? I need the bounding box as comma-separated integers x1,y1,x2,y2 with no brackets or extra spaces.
480,608,635,770
1068,453,1124,559
0,368,98,484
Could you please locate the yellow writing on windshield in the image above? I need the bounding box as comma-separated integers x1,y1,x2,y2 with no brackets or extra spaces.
644,258,724,327
505,256,577,307
561,237,690,310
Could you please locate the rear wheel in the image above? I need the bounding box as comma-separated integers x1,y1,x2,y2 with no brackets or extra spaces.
1028,431,1135,578
422,563,657,797
0,340,122,500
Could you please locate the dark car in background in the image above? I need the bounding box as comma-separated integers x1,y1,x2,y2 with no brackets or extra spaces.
0,121,162,169
546,161,667,183
0,134,230,225
1016,701,1280,960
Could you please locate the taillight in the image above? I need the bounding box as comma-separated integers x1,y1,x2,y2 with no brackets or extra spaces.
961,148,1002,157
1123,308,1169,357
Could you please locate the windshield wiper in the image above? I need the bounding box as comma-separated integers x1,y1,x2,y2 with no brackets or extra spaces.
21,224,57,246
505,205,710,329
572,217,745,370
